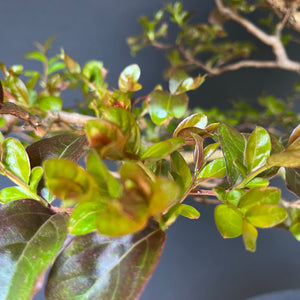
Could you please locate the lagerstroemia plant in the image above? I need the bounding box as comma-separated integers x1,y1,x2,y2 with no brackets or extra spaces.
1,1,300,299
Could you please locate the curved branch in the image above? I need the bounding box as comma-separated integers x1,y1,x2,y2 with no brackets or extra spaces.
213,0,300,74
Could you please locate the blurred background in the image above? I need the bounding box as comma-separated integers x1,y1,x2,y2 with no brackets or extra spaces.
1,0,300,299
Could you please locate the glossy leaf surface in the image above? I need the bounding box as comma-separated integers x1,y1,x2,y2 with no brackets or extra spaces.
46,222,165,300
285,168,300,197
238,187,280,213
103,107,141,154
0,199,68,300
242,220,257,252
246,126,271,173
148,90,188,125
26,134,88,168
118,64,141,92
198,157,226,179
3,138,31,184
218,123,246,185
214,204,243,238
246,205,287,228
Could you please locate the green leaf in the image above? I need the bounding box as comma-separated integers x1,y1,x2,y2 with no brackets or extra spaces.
26,134,88,168
218,123,246,185
242,220,258,252
46,222,165,299
24,51,46,62
149,90,188,125
268,150,300,167
118,64,141,92
164,203,200,227
3,138,31,184
7,75,29,104
141,138,184,162
290,222,300,241
245,177,269,188
37,96,62,112
198,157,226,179
169,69,189,94
29,166,44,193
238,187,280,213
97,201,148,236
285,168,300,197
173,113,207,138
170,151,192,191
103,107,141,154
246,126,271,173
226,189,245,206
86,150,121,199
213,187,226,202
214,204,243,238
0,186,32,203
149,178,180,215
44,158,98,205
203,142,220,163
68,202,107,235
0,199,68,300
246,205,287,228
48,61,66,74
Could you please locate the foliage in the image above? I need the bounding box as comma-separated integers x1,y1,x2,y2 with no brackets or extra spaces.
0,0,300,299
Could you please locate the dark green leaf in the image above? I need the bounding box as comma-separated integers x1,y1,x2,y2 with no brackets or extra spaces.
0,199,68,300
246,205,287,228
238,187,280,213
242,220,257,252
26,134,88,168
246,126,271,173
46,222,165,300
218,123,246,185
3,138,31,184
214,204,243,238
285,168,300,197
170,151,192,191
149,90,188,125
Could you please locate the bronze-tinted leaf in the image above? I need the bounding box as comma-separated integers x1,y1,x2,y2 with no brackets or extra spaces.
45,222,165,300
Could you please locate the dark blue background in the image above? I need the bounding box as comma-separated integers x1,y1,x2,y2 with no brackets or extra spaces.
1,1,300,299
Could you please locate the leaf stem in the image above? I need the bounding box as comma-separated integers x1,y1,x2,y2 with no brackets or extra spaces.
235,165,270,189
0,162,49,206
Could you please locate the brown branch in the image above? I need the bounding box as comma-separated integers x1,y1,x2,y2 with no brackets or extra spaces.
208,0,300,74
0,102,98,137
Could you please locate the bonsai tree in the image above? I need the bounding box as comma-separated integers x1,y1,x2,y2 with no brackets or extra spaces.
0,1,300,299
